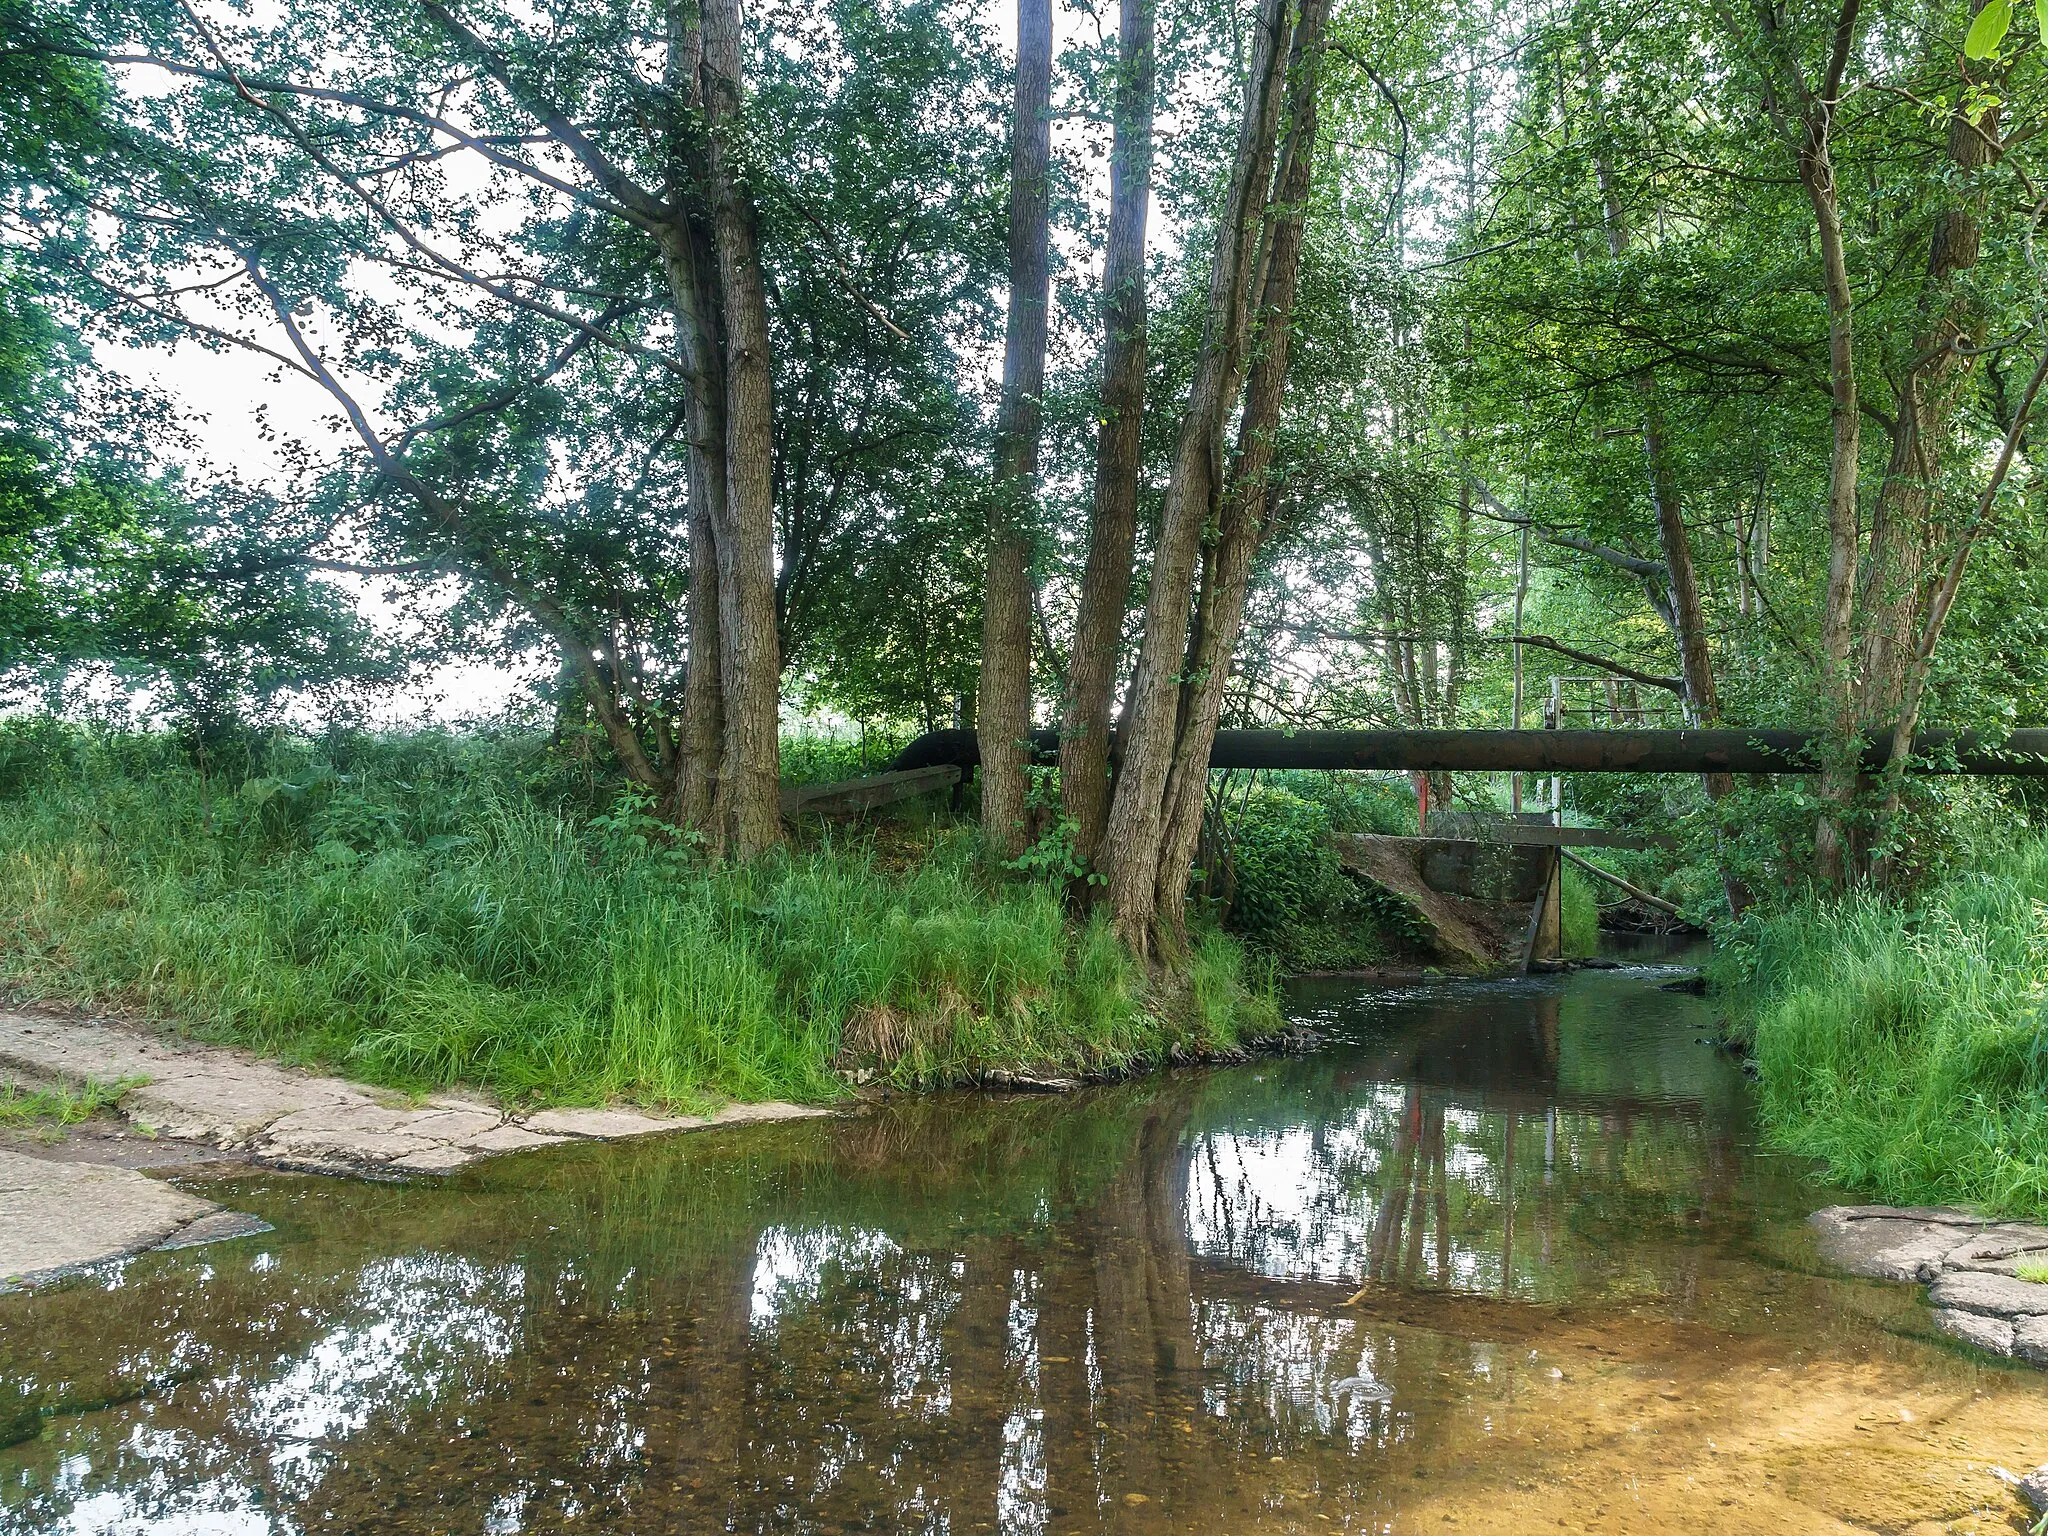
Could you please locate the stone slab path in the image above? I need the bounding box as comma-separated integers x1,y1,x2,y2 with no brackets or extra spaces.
0,1011,827,1177
0,1151,275,1289
1811,1205,2048,1366
0,1009,831,1286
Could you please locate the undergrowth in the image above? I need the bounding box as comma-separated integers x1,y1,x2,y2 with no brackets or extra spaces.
1717,838,2048,1217
0,723,1280,1111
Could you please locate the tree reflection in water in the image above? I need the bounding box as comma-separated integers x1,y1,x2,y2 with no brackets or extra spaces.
1,968,2021,1534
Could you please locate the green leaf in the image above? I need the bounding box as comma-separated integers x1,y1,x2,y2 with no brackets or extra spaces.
1964,0,2012,59
2038,0,2047,48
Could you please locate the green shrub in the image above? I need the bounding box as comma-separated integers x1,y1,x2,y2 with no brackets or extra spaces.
1224,782,1421,970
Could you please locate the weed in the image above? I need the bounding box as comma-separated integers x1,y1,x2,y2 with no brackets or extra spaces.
0,1075,143,1128
1716,839,2048,1217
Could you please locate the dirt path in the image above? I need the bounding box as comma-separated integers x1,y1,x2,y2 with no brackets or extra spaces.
0,1008,829,1288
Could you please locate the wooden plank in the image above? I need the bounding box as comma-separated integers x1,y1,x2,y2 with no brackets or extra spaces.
778,764,961,820
1463,824,1673,851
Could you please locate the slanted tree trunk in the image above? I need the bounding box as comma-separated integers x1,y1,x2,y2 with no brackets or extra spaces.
978,0,1055,860
1153,0,1328,942
1098,0,1301,959
698,0,783,857
1060,0,1155,884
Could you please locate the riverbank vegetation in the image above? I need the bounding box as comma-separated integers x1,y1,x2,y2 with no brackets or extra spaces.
0,726,1280,1106
2,0,2045,1189
1719,838,2048,1215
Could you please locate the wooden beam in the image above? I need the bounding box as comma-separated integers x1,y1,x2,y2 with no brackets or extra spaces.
779,764,961,821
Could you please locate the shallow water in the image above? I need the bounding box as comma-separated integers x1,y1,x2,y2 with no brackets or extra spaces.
5,954,2047,1534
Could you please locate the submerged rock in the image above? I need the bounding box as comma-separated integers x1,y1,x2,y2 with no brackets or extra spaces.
1933,1308,2015,1355
2020,1465,2048,1516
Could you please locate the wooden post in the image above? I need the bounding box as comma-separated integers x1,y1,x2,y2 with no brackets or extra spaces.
1517,846,1562,972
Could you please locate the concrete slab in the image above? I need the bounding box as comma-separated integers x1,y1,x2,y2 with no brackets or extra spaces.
708,1101,831,1126
522,1106,707,1138
1933,1308,2014,1355
156,1210,274,1250
1926,1270,2048,1319
0,1009,833,1188
457,1124,568,1154
0,1150,216,1284
1809,1208,1975,1282
2013,1315,2048,1367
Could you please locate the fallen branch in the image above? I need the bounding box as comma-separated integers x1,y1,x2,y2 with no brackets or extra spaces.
1560,849,1682,916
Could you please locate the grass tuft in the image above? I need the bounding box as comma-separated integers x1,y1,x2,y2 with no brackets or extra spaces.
0,1076,141,1128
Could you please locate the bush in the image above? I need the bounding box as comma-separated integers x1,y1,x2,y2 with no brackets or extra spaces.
0,721,1280,1109
1223,779,1423,970
1717,838,2048,1216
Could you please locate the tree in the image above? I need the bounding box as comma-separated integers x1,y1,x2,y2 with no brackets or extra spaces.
977,0,1056,859
1098,0,1330,959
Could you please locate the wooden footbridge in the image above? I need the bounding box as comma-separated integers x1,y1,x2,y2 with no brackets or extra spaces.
775,725,2048,973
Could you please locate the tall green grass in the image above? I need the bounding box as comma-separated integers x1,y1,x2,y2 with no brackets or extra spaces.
1718,839,2048,1216
0,725,1279,1110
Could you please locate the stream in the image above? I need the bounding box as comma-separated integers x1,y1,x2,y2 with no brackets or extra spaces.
5,949,2046,1533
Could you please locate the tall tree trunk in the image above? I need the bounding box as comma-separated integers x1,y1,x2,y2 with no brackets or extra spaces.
1750,0,1865,885
1582,43,1747,912
1855,70,1998,873
1153,0,1327,943
1097,0,1297,959
681,491,725,829
1098,3,1287,958
977,0,1056,860
697,0,783,858
1060,0,1155,883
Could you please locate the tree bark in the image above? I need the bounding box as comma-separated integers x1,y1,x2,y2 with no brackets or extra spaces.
977,0,1055,860
1098,0,1296,958
1059,0,1155,883
1854,64,1998,873
1751,0,1865,885
1153,0,1327,943
698,0,784,857
1582,42,1747,911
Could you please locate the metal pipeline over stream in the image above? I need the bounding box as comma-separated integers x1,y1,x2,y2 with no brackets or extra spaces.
888,726,2048,776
